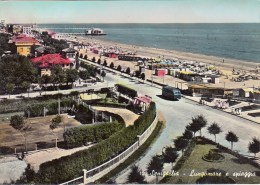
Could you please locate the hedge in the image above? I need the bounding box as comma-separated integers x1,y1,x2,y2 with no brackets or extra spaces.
63,121,124,148
115,83,138,99
32,102,156,184
24,98,75,117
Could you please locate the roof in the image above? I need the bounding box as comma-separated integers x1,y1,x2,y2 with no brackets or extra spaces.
242,88,253,93
13,34,40,45
31,54,72,68
135,96,152,104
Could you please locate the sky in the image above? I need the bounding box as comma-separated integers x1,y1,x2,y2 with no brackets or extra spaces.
0,0,259,24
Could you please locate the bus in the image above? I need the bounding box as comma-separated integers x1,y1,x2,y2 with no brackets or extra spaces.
162,86,181,100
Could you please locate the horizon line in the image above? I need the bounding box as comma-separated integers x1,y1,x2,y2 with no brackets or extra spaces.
6,22,260,24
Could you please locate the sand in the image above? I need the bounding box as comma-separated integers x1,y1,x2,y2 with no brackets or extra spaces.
76,36,260,71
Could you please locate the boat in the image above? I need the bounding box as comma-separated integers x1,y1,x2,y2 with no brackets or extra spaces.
85,28,106,36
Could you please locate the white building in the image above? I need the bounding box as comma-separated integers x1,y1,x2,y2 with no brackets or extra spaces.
50,32,65,40
22,26,32,36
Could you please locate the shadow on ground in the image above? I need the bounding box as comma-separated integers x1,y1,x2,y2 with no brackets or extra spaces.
156,95,178,101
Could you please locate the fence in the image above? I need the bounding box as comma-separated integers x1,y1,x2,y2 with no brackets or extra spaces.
0,140,57,156
60,112,158,185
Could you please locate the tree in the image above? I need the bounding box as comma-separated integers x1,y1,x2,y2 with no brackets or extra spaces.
41,75,51,94
101,71,106,82
141,73,145,82
21,81,31,97
110,62,114,69
66,69,79,86
10,115,31,152
5,83,15,99
147,155,164,183
79,70,90,80
50,115,63,148
186,122,200,137
162,146,179,167
103,60,107,67
97,58,101,64
126,67,131,75
248,137,260,158
197,115,207,136
92,57,96,63
174,136,189,154
207,122,222,142
50,65,65,88
117,65,122,72
182,129,193,140
135,70,140,78
127,165,146,184
225,131,239,150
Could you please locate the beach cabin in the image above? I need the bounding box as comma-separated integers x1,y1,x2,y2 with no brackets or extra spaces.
133,95,152,112
210,75,220,84
155,69,166,77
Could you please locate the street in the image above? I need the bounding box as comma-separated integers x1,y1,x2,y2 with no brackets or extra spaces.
103,71,260,183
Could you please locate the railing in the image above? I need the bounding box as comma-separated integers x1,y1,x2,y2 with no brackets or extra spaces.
59,113,158,185
59,176,84,185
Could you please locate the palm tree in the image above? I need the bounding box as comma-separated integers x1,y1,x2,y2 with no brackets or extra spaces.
174,136,189,154
127,165,146,184
162,146,179,167
207,122,222,142
248,137,260,158
225,131,239,150
147,155,164,183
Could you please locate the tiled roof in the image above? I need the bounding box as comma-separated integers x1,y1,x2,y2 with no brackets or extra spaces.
31,54,72,68
13,34,40,45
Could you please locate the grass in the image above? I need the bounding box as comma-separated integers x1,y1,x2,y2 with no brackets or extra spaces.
96,121,165,183
162,139,260,184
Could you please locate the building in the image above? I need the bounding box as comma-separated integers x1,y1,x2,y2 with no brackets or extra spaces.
11,34,40,56
31,54,72,76
188,84,232,97
49,32,65,40
22,25,32,36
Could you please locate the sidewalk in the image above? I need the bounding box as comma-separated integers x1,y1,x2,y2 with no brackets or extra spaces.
183,95,260,124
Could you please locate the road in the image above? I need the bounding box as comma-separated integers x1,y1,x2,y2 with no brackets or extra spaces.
103,71,260,183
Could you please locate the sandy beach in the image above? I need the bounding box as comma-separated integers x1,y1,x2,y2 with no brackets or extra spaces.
75,36,259,72
72,35,260,90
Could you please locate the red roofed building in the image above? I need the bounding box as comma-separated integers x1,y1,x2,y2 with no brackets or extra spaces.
11,34,41,56
31,54,72,76
133,95,152,112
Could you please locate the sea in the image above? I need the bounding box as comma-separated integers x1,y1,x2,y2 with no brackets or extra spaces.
38,23,260,63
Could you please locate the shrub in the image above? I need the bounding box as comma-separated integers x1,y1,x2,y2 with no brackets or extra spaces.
115,84,138,99
33,102,156,183
63,121,124,148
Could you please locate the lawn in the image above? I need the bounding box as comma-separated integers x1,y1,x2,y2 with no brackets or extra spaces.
0,114,81,155
163,140,259,184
